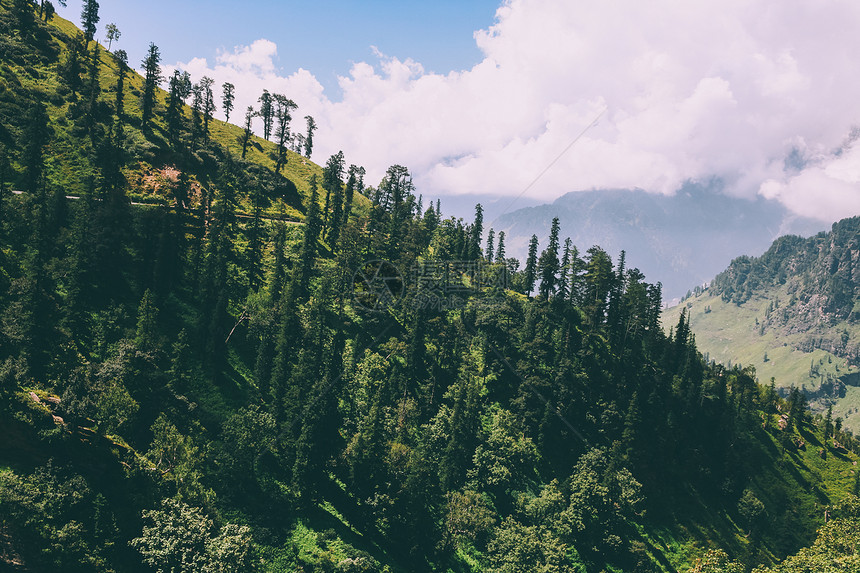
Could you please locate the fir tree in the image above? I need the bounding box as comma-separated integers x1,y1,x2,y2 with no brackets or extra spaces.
258,90,274,141
272,94,297,173
23,102,51,195
166,70,187,144
141,43,163,128
496,231,506,263
80,0,99,43
221,82,235,123
321,151,345,241
113,50,128,126
41,0,55,22
537,217,560,298
135,289,159,350
240,106,255,159
342,164,360,228
557,237,572,301
62,33,85,99
523,234,539,296
304,115,316,158
199,76,216,140
82,44,101,135
13,0,35,32
469,204,484,260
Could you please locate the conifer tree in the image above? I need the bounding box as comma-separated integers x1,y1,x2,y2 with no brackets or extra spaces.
113,50,128,127
269,177,322,413
80,0,99,43
623,391,643,465
221,82,235,123
304,115,316,158
258,90,274,141
584,246,614,326
292,133,305,154
246,185,264,291
13,0,35,32
486,228,495,263
254,223,287,395
378,164,414,259
141,43,163,128
557,237,572,301
440,340,485,492
41,0,55,22
135,289,159,350
190,82,203,146
496,231,506,263
199,161,238,372
538,217,560,298
199,76,216,140
321,151,345,240
343,164,359,227
291,175,322,301
62,34,85,99
23,102,51,195
523,235,539,296
166,70,187,144
273,94,297,173
240,106,255,159
82,44,101,134
469,204,484,259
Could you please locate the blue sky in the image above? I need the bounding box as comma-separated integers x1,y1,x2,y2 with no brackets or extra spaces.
56,0,500,96
55,0,860,223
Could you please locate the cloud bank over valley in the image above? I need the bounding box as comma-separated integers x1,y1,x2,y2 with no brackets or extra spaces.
176,0,860,223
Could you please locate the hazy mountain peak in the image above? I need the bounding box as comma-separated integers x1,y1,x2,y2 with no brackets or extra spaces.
492,185,827,300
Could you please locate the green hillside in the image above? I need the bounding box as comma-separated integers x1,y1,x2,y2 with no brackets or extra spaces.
2,2,860,573
665,217,860,435
0,0,366,220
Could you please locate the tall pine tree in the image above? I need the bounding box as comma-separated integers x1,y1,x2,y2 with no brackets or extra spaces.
523,234,539,296
140,43,163,128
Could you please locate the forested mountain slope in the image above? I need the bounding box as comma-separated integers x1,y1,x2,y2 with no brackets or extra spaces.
0,0,368,221
1,2,860,573
667,216,860,434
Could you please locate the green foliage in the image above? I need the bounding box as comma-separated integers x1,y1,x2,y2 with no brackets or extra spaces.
737,488,766,536
470,408,538,497
688,550,744,573
753,496,860,572
0,463,111,571
0,7,859,573
486,516,577,572
131,498,256,573
221,81,234,124
523,234,539,296
80,0,98,42
140,42,162,127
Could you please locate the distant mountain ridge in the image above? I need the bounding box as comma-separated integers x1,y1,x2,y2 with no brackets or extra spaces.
711,216,860,337
493,183,827,300
669,215,860,433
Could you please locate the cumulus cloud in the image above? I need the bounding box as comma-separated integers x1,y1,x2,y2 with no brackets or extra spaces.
173,0,860,221
760,141,860,222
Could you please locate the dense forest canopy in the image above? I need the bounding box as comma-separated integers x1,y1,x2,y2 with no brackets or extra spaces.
1,2,860,572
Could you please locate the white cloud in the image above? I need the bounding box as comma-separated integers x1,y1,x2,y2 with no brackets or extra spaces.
760,144,860,222
173,0,860,221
